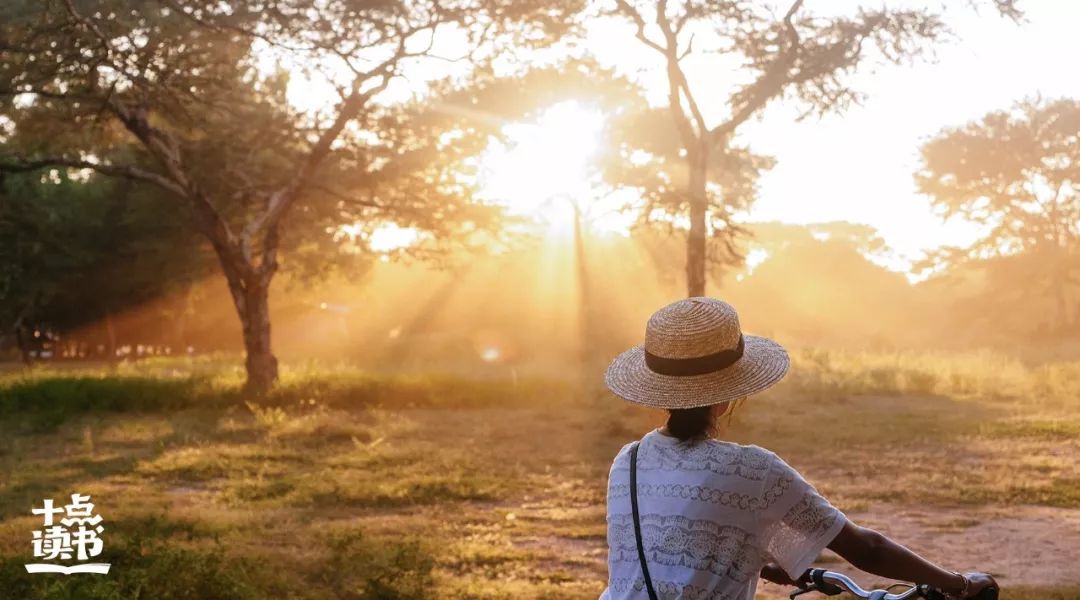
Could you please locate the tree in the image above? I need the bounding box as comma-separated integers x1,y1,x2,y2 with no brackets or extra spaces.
601,104,773,283
917,97,1080,330
0,171,87,363
607,0,1020,297
724,222,920,347
0,168,211,362
0,0,577,391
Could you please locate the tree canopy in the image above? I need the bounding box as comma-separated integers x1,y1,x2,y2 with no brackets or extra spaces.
604,0,1021,296
3,0,1067,385
0,0,582,390
918,98,1080,329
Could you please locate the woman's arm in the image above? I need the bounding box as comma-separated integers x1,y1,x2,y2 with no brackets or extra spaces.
827,521,996,598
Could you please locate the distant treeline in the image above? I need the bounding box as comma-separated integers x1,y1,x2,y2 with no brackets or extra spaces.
5,217,1078,369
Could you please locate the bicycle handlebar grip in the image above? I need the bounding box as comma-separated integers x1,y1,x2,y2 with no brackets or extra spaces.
807,569,843,596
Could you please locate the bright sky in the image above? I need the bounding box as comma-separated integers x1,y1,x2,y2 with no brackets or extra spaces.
583,0,1080,267
475,101,642,236
281,1,1080,271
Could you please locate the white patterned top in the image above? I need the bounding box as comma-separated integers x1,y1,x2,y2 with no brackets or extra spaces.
601,429,846,600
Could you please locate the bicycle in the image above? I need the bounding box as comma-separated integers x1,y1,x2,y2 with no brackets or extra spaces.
788,568,999,600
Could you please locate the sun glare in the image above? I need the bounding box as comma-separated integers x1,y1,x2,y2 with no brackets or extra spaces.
477,101,605,230
368,223,421,253
354,101,613,252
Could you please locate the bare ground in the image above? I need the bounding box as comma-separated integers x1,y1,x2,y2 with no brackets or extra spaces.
501,499,1080,598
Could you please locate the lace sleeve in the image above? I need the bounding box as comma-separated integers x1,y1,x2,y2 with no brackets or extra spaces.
761,453,847,579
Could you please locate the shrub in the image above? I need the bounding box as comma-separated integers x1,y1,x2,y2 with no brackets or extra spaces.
319,531,435,600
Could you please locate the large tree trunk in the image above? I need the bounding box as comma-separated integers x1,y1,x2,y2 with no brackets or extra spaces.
238,279,278,394
196,184,282,394
218,256,279,395
685,147,709,297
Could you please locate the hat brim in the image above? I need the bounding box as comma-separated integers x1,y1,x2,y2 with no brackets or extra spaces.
604,335,790,409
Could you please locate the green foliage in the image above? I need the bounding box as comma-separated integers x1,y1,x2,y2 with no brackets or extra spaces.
0,0,580,269
0,0,589,390
0,169,211,358
0,375,219,432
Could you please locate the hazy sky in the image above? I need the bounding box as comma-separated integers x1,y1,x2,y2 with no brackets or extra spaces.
585,0,1080,267
280,1,1080,270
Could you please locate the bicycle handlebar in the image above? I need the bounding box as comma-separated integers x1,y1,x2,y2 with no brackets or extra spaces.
790,569,999,600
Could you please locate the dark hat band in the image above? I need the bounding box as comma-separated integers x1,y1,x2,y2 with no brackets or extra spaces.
644,335,745,377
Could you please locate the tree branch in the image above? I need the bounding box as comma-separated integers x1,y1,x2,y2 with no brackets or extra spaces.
613,0,666,54
310,183,385,209
655,1,707,139
242,19,441,276
0,155,185,197
95,97,253,281
708,0,805,145
60,0,113,52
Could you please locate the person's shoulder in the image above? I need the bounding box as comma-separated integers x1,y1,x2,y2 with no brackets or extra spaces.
744,445,809,483
609,440,637,470
708,439,778,463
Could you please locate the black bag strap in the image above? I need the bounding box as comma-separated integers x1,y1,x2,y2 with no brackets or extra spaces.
629,441,659,600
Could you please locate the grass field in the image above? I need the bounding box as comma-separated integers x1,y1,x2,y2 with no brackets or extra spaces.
0,350,1078,599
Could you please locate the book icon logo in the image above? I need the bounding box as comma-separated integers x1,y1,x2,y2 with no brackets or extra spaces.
25,493,111,575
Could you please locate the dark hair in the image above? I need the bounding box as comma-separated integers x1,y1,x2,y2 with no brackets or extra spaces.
666,405,717,442
666,400,744,442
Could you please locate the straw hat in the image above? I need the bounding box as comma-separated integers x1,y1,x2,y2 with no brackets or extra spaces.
605,297,789,409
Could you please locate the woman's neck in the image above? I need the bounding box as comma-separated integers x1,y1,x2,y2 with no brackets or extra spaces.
657,426,710,441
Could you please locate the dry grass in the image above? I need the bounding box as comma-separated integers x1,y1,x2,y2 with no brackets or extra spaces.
0,350,1077,598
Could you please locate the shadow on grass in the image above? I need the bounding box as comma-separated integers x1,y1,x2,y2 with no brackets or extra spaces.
0,406,261,520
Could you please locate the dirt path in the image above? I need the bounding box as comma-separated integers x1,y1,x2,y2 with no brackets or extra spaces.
758,503,1080,599
839,504,1080,586
506,500,1080,597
